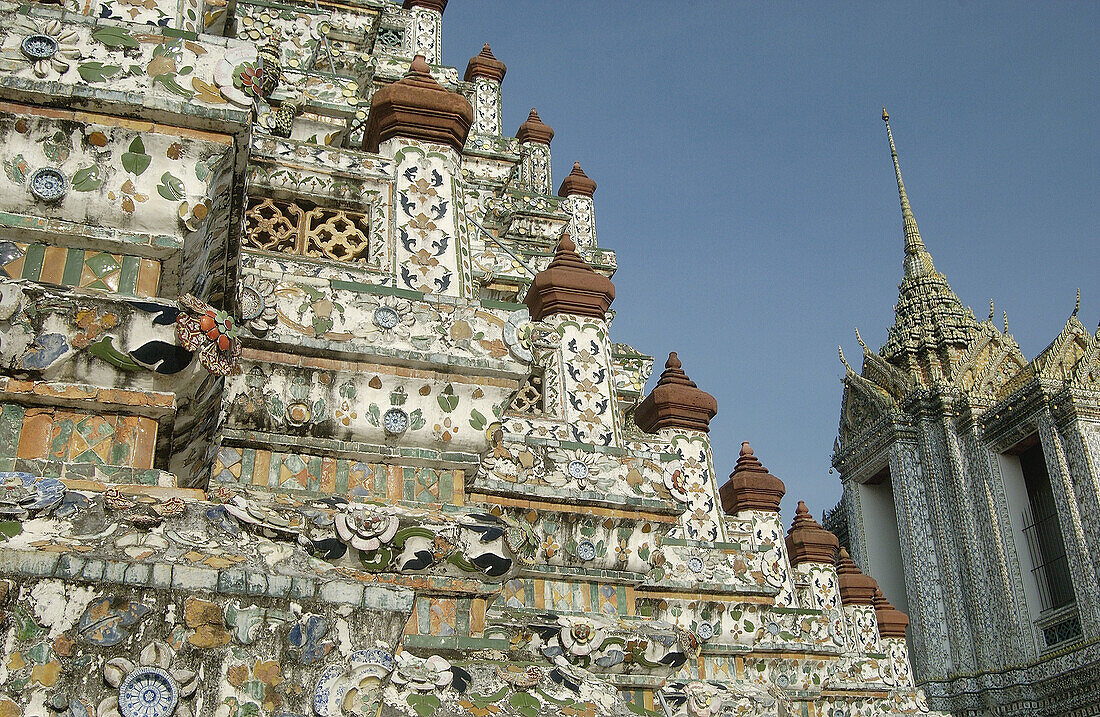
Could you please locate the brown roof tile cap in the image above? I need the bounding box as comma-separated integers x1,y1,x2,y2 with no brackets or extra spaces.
785,500,839,565
524,233,614,322
873,588,909,638
836,547,879,605
403,0,447,12
558,162,597,198
516,108,554,145
464,44,506,83
718,442,785,513
635,354,719,434
363,55,473,154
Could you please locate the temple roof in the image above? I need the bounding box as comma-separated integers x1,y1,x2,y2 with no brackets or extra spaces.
879,109,979,384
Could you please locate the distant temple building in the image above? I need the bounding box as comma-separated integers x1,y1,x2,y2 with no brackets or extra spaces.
0,0,942,715
833,109,1100,716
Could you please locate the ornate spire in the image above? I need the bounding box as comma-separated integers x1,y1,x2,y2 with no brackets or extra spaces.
873,588,910,638
785,500,839,565
878,110,978,383
883,107,935,278
523,233,614,322
718,442,785,514
634,353,718,434
362,55,472,154
464,44,506,83
558,162,597,198
516,108,554,145
836,547,878,605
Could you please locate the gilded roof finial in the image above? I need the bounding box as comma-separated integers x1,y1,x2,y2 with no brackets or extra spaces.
1003,311,1010,334
1073,288,1081,318
883,109,934,278
989,299,995,322
854,327,868,352
839,346,854,373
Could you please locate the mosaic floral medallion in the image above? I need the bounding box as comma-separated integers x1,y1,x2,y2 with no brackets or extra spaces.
687,556,705,574
118,666,178,717
383,407,409,435
567,459,589,482
373,306,400,330
696,622,715,641
20,34,57,61
576,539,596,561
15,20,80,78
238,275,278,334
28,168,67,202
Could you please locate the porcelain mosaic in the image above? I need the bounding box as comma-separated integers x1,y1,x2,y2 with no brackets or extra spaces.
0,2,941,715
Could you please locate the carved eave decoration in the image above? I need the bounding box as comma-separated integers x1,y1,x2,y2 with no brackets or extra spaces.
995,317,1100,404
952,320,1027,405
837,348,898,449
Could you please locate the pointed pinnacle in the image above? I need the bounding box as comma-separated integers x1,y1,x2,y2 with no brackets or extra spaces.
1073,288,1081,318
883,110,934,278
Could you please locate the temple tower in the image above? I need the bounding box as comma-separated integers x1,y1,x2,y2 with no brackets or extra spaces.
833,110,1100,715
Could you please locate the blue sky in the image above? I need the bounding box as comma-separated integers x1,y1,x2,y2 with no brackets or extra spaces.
442,2,1100,520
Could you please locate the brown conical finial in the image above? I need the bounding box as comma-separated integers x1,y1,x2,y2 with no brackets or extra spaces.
464,43,506,83
363,55,473,154
403,0,447,12
517,108,554,145
634,354,718,434
718,442,785,514
558,162,597,198
873,588,909,638
785,500,839,565
523,233,614,322
836,547,878,605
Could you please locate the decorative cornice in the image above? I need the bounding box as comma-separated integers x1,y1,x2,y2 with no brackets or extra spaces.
635,353,718,434
363,55,472,154
718,442,785,514
523,233,614,322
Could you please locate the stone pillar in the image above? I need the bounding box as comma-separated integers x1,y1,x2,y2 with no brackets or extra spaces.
524,233,617,445
364,56,473,298
515,108,553,195
558,162,597,250
836,548,880,654
403,0,445,64
464,44,505,136
887,438,952,679
717,444,796,605
874,589,914,687
786,500,841,611
1039,412,1100,634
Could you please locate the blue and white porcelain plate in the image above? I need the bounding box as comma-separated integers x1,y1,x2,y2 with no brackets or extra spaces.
21,34,57,60
118,666,178,717
28,168,68,202
382,408,409,435
577,539,596,561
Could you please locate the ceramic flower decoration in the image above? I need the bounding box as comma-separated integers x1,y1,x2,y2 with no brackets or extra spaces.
238,274,278,334
175,293,242,376
335,507,400,552
17,20,81,79
98,641,197,717
212,45,260,107
390,653,453,693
